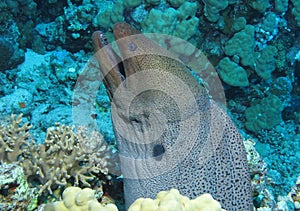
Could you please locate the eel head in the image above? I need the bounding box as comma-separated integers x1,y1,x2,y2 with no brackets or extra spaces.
92,22,207,160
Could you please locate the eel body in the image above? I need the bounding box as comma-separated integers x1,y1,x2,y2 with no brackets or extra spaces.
93,22,253,211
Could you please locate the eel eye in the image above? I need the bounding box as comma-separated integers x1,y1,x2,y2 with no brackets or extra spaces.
128,42,137,51
99,32,108,45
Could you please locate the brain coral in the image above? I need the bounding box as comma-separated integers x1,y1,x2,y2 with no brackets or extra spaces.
44,186,118,211
128,188,226,211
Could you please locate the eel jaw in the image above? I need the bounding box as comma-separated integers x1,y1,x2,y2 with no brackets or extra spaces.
92,22,141,101
92,30,125,101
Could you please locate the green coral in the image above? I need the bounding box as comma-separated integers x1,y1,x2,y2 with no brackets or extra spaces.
217,57,249,87
124,0,142,8
232,17,247,32
176,1,198,20
254,45,278,80
249,0,271,13
275,0,288,13
260,13,278,33
245,95,284,133
93,0,124,29
167,0,185,8
141,2,199,41
146,0,161,6
291,0,300,26
202,0,229,22
270,77,293,97
224,25,255,67
141,8,177,34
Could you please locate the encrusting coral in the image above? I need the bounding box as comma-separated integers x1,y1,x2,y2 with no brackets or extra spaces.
0,114,119,195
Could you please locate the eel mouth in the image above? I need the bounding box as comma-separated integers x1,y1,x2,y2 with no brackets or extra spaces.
92,26,127,100
92,22,142,100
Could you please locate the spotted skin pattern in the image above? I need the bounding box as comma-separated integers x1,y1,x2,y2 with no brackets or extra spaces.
93,22,253,211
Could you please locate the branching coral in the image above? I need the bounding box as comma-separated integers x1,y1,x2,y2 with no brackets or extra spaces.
22,124,104,194
0,114,32,162
0,114,119,195
76,126,120,177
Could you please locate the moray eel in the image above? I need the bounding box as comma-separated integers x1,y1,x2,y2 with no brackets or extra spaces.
92,22,253,210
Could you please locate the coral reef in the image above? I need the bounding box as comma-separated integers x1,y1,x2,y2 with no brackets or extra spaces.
202,0,228,22
44,187,227,211
141,1,199,41
44,186,118,211
128,188,226,211
245,95,284,133
254,45,278,80
0,0,299,210
0,37,24,71
224,25,256,67
249,0,271,13
275,0,289,13
289,176,300,210
0,162,38,211
244,139,275,209
256,124,300,198
0,114,119,195
0,114,32,162
22,124,110,195
217,57,249,86
0,0,37,70
0,88,33,115
291,0,300,26
93,0,124,30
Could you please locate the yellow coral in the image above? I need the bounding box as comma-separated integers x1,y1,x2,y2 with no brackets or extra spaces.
44,187,227,211
44,187,118,211
128,189,226,211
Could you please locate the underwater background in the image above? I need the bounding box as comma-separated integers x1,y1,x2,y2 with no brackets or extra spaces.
0,0,299,210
